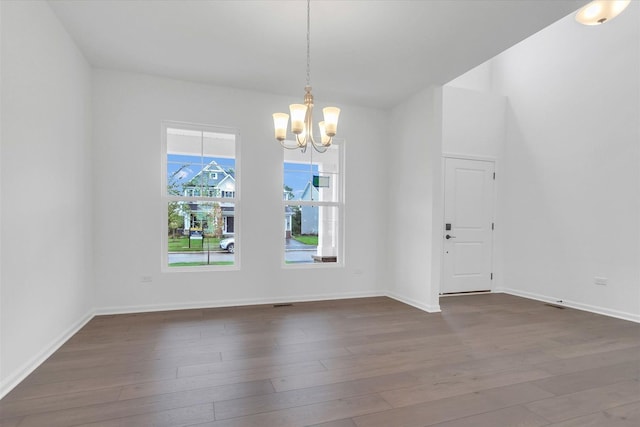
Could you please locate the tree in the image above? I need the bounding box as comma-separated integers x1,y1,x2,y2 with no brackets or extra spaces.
292,206,301,236
167,164,191,196
168,201,191,238
284,184,294,201
206,202,224,238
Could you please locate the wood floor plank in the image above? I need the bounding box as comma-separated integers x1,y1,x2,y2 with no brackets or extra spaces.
270,351,474,393
306,419,358,427
1,294,639,427
15,381,270,427
380,367,551,408
177,347,349,378
352,382,554,427
118,361,320,400
4,367,177,401
545,400,640,426
0,386,121,419
533,345,640,376
525,380,640,423
198,394,390,427
78,402,215,427
429,405,549,427
214,372,420,420
531,360,640,396
0,418,23,427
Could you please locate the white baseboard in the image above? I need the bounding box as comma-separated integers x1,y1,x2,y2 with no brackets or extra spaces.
495,287,640,324
386,292,441,313
94,290,386,315
0,309,95,400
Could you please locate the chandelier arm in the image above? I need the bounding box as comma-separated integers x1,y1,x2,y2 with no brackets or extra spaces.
295,134,309,153
280,139,304,150
310,139,330,153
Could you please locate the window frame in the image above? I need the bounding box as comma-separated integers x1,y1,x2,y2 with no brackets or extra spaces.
161,121,240,272
282,140,345,268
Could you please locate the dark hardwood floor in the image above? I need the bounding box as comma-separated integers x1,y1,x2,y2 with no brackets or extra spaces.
1,294,639,426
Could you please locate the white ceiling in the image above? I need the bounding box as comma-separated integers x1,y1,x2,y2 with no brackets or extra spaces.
49,0,587,109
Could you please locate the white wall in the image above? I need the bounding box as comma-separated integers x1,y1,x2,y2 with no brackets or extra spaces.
0,0,93,395
492,4,640,321
92,69,389,312
387,86,443,312
442,86,506,159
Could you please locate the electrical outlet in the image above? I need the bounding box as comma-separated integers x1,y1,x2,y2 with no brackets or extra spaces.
141,276,152,283
594,277,608,286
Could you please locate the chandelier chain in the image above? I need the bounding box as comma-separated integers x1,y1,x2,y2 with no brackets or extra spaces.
306,0,311,86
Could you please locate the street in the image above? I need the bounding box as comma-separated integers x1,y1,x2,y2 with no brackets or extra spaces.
168,238,318,265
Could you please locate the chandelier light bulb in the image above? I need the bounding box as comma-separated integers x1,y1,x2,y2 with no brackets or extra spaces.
273,113,289,141
289,104,307,135
322,107,340,137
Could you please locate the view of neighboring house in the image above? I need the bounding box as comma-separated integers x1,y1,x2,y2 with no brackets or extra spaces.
181,160,235,236
284,206,293,239
179,161,298,239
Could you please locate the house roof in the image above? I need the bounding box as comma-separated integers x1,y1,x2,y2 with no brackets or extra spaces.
185,160,235,189
300,181,320,201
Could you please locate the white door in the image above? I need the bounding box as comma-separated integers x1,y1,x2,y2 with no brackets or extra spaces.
442,158,495,294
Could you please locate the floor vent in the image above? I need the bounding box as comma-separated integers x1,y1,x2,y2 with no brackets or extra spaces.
273,303,293,308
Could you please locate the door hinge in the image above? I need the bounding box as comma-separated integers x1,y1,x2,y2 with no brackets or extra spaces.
493,172,496,180
492,223,494,230
490,273,493,280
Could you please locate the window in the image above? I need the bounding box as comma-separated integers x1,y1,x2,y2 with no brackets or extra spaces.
163,123,238,270
283,143,343,265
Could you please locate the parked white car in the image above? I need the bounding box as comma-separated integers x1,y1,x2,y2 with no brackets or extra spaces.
219,237,235,253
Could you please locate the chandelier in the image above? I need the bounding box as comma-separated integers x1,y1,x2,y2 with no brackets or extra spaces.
272,0,340,153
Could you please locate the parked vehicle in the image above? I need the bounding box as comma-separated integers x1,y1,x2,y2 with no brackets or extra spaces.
219,237,235,253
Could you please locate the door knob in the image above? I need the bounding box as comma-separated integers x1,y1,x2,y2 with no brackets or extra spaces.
445,234,456,239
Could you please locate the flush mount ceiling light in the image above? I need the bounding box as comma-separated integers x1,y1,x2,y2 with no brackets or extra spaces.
575,0,631,25
272,0,340,153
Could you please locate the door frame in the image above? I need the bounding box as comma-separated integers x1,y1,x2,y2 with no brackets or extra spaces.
440,153,498,295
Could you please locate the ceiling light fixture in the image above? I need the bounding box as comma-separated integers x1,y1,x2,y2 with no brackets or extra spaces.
575,0,630,25
272,0,340,153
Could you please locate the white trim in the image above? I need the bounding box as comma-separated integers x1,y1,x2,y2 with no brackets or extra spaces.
0,309,95,400
282,140,345,269
386,291,442,313
495,287,640,324
161,120,241,273
442,152,497,162
94,291,385,315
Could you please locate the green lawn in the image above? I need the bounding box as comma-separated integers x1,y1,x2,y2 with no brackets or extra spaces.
168,236,222,252
292,235,318,246
169,261,234,267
